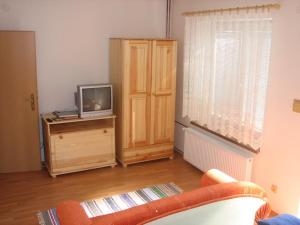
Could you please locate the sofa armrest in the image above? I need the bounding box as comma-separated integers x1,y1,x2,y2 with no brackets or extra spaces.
200,169,237,187
57,181,270,225
57,200,91,225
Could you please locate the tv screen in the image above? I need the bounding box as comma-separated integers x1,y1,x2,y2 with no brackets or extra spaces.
77,84,113,118
82,87,111,112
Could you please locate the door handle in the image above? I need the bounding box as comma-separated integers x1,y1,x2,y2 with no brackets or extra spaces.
30,94,35,111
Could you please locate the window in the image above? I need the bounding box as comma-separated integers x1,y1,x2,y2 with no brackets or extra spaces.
183,11,272,151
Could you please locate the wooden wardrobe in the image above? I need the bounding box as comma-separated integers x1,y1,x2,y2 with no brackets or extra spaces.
110,38,177,167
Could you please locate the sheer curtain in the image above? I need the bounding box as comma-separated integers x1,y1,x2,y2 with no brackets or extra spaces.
183,9,272,150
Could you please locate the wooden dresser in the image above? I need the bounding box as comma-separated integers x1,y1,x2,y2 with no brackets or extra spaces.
110,38,177,167
42,114,116,177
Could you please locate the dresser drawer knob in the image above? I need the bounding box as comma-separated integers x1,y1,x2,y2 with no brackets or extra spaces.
103,129,107,133
59,135,63,139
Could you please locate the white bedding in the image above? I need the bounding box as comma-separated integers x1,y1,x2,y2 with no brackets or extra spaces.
145,196,265,225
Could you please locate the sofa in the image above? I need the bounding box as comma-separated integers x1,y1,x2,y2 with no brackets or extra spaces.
57,169,271,225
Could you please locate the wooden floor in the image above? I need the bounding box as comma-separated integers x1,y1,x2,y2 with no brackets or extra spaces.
0,152,202,225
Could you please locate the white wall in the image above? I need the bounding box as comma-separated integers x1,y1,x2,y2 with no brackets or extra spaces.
0,0,166,113
172,0,300,215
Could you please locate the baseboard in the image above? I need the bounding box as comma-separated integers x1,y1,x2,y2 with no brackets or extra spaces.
174,147,183,155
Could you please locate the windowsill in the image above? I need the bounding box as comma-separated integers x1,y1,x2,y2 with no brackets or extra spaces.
190,121,260,154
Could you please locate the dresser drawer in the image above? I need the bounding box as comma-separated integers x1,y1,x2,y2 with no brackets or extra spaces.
50,128,115,172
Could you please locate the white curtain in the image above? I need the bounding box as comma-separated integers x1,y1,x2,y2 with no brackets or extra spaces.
183,9,272,150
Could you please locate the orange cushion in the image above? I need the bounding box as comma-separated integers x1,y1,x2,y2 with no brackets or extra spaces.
57,200,91,225
200,169,237,187
90,182,268,225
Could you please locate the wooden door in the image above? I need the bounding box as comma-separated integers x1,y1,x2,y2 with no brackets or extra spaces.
122,40,152,148
0,31,41,172
151,40,177,144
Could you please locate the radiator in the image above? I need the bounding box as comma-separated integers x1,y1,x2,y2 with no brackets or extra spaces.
184,127,253,181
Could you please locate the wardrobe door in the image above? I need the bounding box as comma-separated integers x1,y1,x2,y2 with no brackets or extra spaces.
151,40,177,144
122,40,152,148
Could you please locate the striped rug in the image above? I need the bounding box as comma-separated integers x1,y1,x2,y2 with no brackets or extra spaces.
37,183,182,225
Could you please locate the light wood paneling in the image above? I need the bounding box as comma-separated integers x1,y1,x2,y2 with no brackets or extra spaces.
42,114,116,177
129,43,149,94
51,129,114,169
0,152,202,225
152,40,177,145
123,40,152,149
123,143,174,165
0,31,41,172
109,40,123,161
153,95,174,143
153,41,176,95
110,38,177,167
130,96,148,146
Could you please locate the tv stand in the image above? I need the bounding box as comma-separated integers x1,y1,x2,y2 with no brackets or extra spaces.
42,113,117,177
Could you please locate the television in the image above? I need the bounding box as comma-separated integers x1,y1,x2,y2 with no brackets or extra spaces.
76,84,113,118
